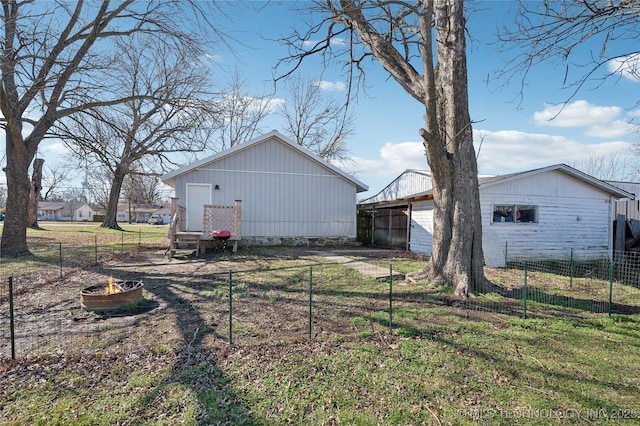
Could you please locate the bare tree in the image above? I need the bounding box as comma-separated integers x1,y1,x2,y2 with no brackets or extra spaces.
279,76,353,161
53,36,220,230
497,1,640,107
27,158,44,229
213,72,274,150
279,0,484,296
570,153,638,181
41,164,75,201
0,0,222,256
83,170,111,212
123,174,164,207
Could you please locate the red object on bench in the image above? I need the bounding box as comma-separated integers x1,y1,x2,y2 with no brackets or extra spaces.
211,230,231,238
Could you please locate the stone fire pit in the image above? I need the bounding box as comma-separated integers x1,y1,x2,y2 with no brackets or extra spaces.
80,279,144,310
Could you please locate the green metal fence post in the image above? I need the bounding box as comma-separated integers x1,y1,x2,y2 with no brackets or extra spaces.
522,261,528,320
389,264,393,332
609,261,614,317
121,232,124,252
94,235,98,264
229,271,233,344
569,248,574,289
308,267,312,340
59,242,63,279
504,241,508,268
9,276,15,360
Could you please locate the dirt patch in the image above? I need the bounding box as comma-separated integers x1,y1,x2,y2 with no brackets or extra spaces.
0,247,415,360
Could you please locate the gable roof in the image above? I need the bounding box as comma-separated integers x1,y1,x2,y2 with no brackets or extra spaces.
161,130,368,192
38,202,66,211
359,163,634,208
478,164,633,198
359,169,432,204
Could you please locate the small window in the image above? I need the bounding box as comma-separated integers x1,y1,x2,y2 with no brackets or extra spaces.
492,204,538,223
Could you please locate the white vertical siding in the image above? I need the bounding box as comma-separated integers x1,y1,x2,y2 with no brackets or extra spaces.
482,171,613,267
409,201,434,256
607,181,640,220
406,170,616,266
174,137,358,238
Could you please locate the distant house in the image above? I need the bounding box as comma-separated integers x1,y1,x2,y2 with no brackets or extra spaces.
38,202,68,221
151,207,171,224
38,201,98,222
161,130,368,245
73,204,97,222
116,204,159,223
358,164,633,267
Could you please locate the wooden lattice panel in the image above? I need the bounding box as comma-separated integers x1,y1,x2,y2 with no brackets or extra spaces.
202,202,241,240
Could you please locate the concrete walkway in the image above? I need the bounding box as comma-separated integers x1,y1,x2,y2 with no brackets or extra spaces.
307,251,405,280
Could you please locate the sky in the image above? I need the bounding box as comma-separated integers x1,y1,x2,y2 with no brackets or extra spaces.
32,1,640,201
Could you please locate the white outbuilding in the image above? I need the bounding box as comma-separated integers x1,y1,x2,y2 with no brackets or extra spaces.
162,130,368,247
358,164,633,267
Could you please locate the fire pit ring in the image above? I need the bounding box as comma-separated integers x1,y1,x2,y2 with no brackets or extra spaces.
81,280,144,310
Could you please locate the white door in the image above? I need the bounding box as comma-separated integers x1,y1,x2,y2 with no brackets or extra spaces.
186,184,211,231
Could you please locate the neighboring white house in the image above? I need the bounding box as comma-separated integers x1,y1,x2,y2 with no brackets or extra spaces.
115,204,159,223
150,207,171,224
73,204,97,222
358,164,634,267
38,202,68,221
37,202,98,222
161,130,368,245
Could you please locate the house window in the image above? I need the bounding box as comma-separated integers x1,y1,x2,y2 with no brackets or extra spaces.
492,204,538,223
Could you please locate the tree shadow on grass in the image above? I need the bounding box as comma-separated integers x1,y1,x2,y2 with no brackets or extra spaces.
97,264,262,425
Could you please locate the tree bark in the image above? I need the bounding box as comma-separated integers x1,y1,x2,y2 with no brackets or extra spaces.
2,133,36,257
27,158,45,229
405,0,486,297
101,169,126,230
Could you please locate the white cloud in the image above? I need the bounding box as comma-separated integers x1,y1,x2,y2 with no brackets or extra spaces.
302,38,347,49
39,140,70,156
533,100,621,128
607,54,640,82
313,80,345,92
532,100,640,139
344,128,637,197
474,129,635,175
339,141,426,178
585,119,637,138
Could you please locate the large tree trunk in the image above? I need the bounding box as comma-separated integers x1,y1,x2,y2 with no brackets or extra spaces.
27,158,45,229
2,134,36,257
102,170,126,230
407,0,485,297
